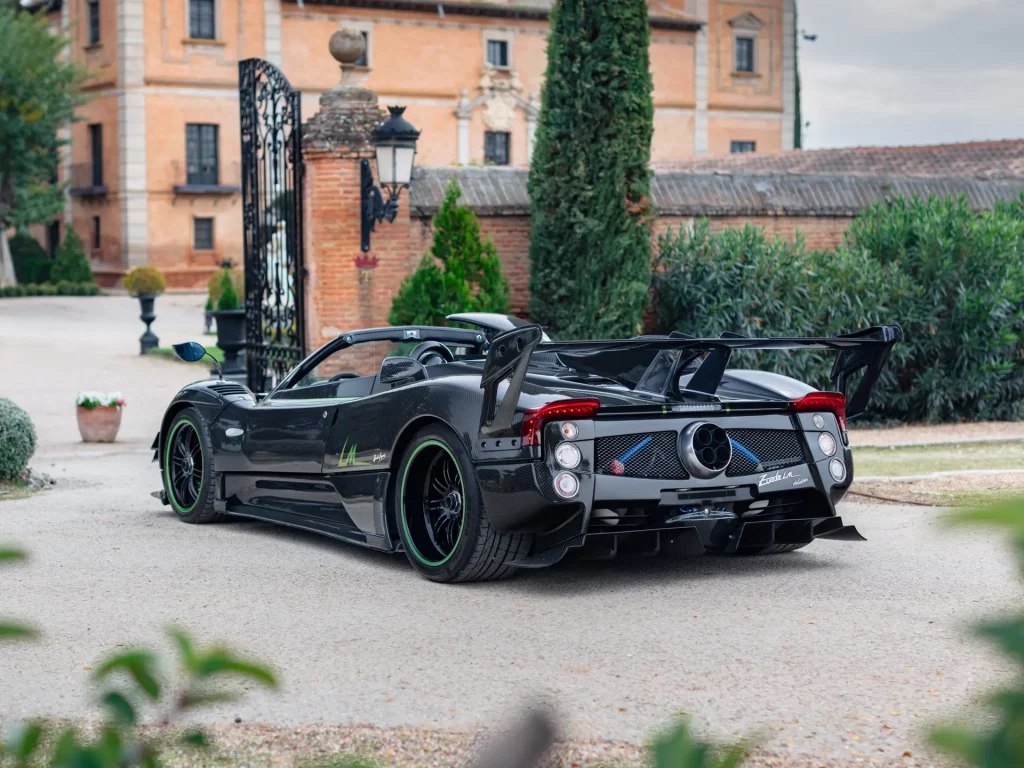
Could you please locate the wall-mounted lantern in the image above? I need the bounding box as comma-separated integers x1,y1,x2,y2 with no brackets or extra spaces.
361,105,420,252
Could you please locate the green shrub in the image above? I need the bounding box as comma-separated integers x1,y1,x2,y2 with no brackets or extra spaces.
651,221,908,391
50,229,93,283
23,283,40,296
0,398,37,480
38,282,57,296
123,265,165,296
930,496,1024,768
207,265,243,305
841,196,1024,423
216,268,240,311
389,177,509,326
528,0,654,339
9,232,51,284
651,197,1024,424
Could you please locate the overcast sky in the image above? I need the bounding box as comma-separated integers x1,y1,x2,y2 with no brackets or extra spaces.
798,0,1024,149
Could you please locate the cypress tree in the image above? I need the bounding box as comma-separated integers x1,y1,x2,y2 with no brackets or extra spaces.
527,0,654,339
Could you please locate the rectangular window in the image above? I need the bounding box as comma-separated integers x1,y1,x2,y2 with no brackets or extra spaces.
484,131,510,166
89,123,103,186
735,36,755,72
47,222,60,259
354,31,369,67
486,39,509,67
730,140,756,154
87,0,100,45
185,124,218,186
189,0,216,40
92,216,101,250
194,217,214,251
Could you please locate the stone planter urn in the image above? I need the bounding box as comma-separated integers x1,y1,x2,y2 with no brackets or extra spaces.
137,294,159,354
77,405,123,443
212,308,246,378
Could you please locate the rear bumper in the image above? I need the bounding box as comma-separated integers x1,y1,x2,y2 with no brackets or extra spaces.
475,412,856,566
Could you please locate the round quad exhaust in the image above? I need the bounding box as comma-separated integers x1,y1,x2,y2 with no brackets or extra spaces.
678,422,732,479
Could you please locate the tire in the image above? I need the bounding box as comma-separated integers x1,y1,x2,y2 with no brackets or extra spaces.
162,407,220,524
395,424,531,583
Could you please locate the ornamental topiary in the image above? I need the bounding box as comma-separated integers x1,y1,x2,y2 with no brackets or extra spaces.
216,268,240,311
50,229,93,284
0,397,37,481
123,266,166,297
528,0,654,339
388,177,509,326
207,265,243,306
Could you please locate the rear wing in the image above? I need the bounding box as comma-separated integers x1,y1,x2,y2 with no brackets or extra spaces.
479,324,902,435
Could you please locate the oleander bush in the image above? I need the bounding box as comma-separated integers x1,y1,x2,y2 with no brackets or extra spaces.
651,196,1024,424
0,398,37,481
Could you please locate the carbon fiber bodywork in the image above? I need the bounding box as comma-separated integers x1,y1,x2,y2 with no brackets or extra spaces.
154,316,900,571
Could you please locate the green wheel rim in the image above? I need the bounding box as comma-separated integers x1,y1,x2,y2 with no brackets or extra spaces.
164,418,204,514
399,439,466,567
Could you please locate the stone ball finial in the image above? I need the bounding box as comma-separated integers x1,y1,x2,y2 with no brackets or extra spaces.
329,28,366,67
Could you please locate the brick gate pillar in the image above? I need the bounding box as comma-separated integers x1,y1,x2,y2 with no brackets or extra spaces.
301,30,393,348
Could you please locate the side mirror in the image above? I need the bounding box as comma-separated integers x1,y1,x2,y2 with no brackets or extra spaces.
172,341,223,379
172,342,207,362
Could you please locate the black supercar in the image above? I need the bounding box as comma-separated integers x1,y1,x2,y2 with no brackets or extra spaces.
153,313,901,583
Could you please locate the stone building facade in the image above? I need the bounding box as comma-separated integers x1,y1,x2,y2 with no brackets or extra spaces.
38,0,797,287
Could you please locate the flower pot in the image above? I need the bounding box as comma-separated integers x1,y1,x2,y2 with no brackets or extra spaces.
137,293,159,354
212,308,246,377
77,405,122,443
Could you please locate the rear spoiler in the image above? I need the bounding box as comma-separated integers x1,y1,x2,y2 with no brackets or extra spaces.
479,324,902,435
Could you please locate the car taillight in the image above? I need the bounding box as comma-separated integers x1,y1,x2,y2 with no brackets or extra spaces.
791,391,847,436
521,398,600,447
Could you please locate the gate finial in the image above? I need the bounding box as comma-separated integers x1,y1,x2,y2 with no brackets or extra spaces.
329,28,366,89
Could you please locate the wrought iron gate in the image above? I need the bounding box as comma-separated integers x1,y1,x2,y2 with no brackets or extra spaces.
238,58,305,392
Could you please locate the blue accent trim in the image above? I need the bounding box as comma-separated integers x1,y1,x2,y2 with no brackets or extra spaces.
730,438,761,465
618,435,653,464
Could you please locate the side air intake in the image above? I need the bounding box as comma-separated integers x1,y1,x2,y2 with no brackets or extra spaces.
678,422,732,479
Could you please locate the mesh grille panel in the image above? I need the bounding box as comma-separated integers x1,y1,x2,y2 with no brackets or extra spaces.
595,427,806,479
594,431,689,479
726,429,805,476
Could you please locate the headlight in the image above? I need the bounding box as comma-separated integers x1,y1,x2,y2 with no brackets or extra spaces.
829,458,846,482
554,442,581,469
818,432,837,457
554,472,580,498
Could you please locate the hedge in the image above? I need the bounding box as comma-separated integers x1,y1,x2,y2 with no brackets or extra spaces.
0,282,101,298
650,196,1024,425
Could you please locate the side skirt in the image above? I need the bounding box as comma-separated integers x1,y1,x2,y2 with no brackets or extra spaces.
225,505,394,552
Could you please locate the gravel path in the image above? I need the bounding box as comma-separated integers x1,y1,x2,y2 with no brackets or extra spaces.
1,297,1022,766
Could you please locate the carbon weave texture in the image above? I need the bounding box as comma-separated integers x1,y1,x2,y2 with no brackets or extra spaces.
594,428,804,479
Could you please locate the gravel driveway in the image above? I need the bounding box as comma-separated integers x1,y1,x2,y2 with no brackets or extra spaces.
1,297,1021,765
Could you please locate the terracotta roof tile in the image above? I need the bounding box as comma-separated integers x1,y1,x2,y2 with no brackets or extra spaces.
655,140,1024,180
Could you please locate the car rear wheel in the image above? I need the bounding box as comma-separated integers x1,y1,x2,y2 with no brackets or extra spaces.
162,407,220,524
396,424,530,583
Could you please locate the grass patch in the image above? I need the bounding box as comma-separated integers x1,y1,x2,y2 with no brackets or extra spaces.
149,345,225,364
853,440,1024,478
0,478,36,502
